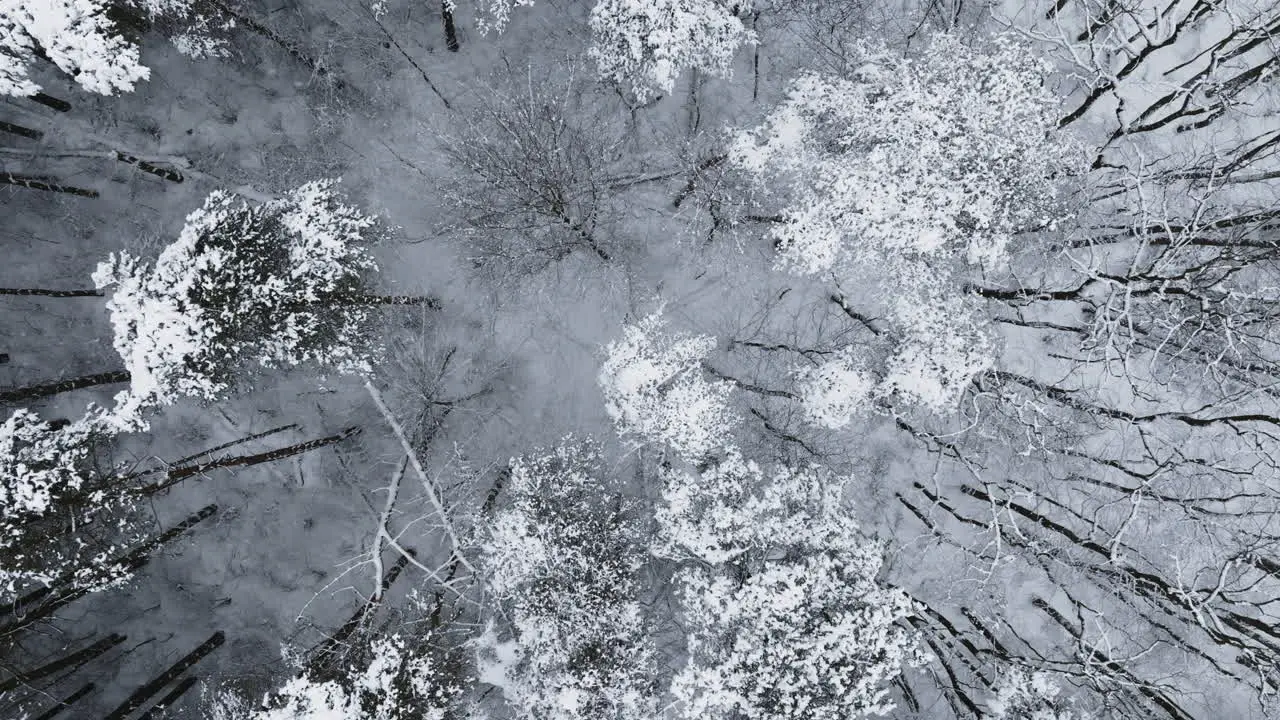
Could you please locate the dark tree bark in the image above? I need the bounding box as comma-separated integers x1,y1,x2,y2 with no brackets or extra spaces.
0,288,103,298
135,676,198,720
0,634,125,693
114,153,184,183
28,93,70,113
0,175,97,198
0,370,130,405
0,121,42,140
305,551,413,680
0,506,218,634
344,294,441,308
136,426,362,495
102,632,224,720
30,682,94,720
442,0,460,52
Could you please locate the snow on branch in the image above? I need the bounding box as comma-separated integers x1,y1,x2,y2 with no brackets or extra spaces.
732,32,1078,422
477,438,657,720
657,447,923,720
0,0,149,96
93,180,384,428
214,634,462,720
588,0,753,98
597,310,737,461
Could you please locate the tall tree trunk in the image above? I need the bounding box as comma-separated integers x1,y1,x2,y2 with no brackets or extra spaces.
305,551,412,680
0,288,103,297
30,682,94,720
135,676,198,720
0,121,42,140
442,0,460,52
28,93,70,112
115,153,184,183
0,370,130,405
0,634,126,693
0,506,217,635
1,174,97,198
136,426,362,496
345,294,441,308
102,632,224,720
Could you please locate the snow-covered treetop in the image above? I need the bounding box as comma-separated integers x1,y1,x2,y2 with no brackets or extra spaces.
478,439,657,720
0,406,148,599
214,635,460,720
0,408,97,519
731,32,1075,421
598,310,737,461
93,181,382,428
654,446,857,563
657,447,923,720
0,0,149,96
589,0,753,99
983,669,1095,720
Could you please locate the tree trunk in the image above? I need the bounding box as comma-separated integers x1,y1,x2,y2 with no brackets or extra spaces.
442,0,460,52
115,153,184,183
305,551,412,680
0,369,130,405
345,294,441,308
1,174,97,198
0,506,217,634
30,682,94,720
0,634,126,693
206,0,331,80
28,93,70,112
102,632,224,720
135,676,198,720
0,121,42,140
0,288,103,297
136,426,362,496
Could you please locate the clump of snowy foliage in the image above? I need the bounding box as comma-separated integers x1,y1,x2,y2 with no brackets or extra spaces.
984,669,1094,720
478,439,658,720
589,0,753,98
598,310,736,461
658,449,922,720
0,407,146,599
732,32,1075,421
93,181,382,428
213,634,461,720
0,0,149,95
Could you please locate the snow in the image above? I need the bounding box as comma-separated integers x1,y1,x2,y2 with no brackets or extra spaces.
0,0,150,95
597,310,737,460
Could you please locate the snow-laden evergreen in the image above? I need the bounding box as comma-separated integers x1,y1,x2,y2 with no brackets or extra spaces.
0,0,149,95
93,181,383,429
478,440,658,720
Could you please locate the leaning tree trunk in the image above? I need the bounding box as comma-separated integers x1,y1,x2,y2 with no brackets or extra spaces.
1,174,96,198
442,0,460,52
30,682,94,720
136,426,362,496
0,121,42,140
306,551,413,681
0,505,217,635
135,676,198,720
0,288,103,297
0,369,130,405
0,633,126,694
27,93,69,112
102,632,224,720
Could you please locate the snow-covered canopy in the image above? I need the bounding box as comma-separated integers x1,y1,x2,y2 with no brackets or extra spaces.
93,181,382,428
